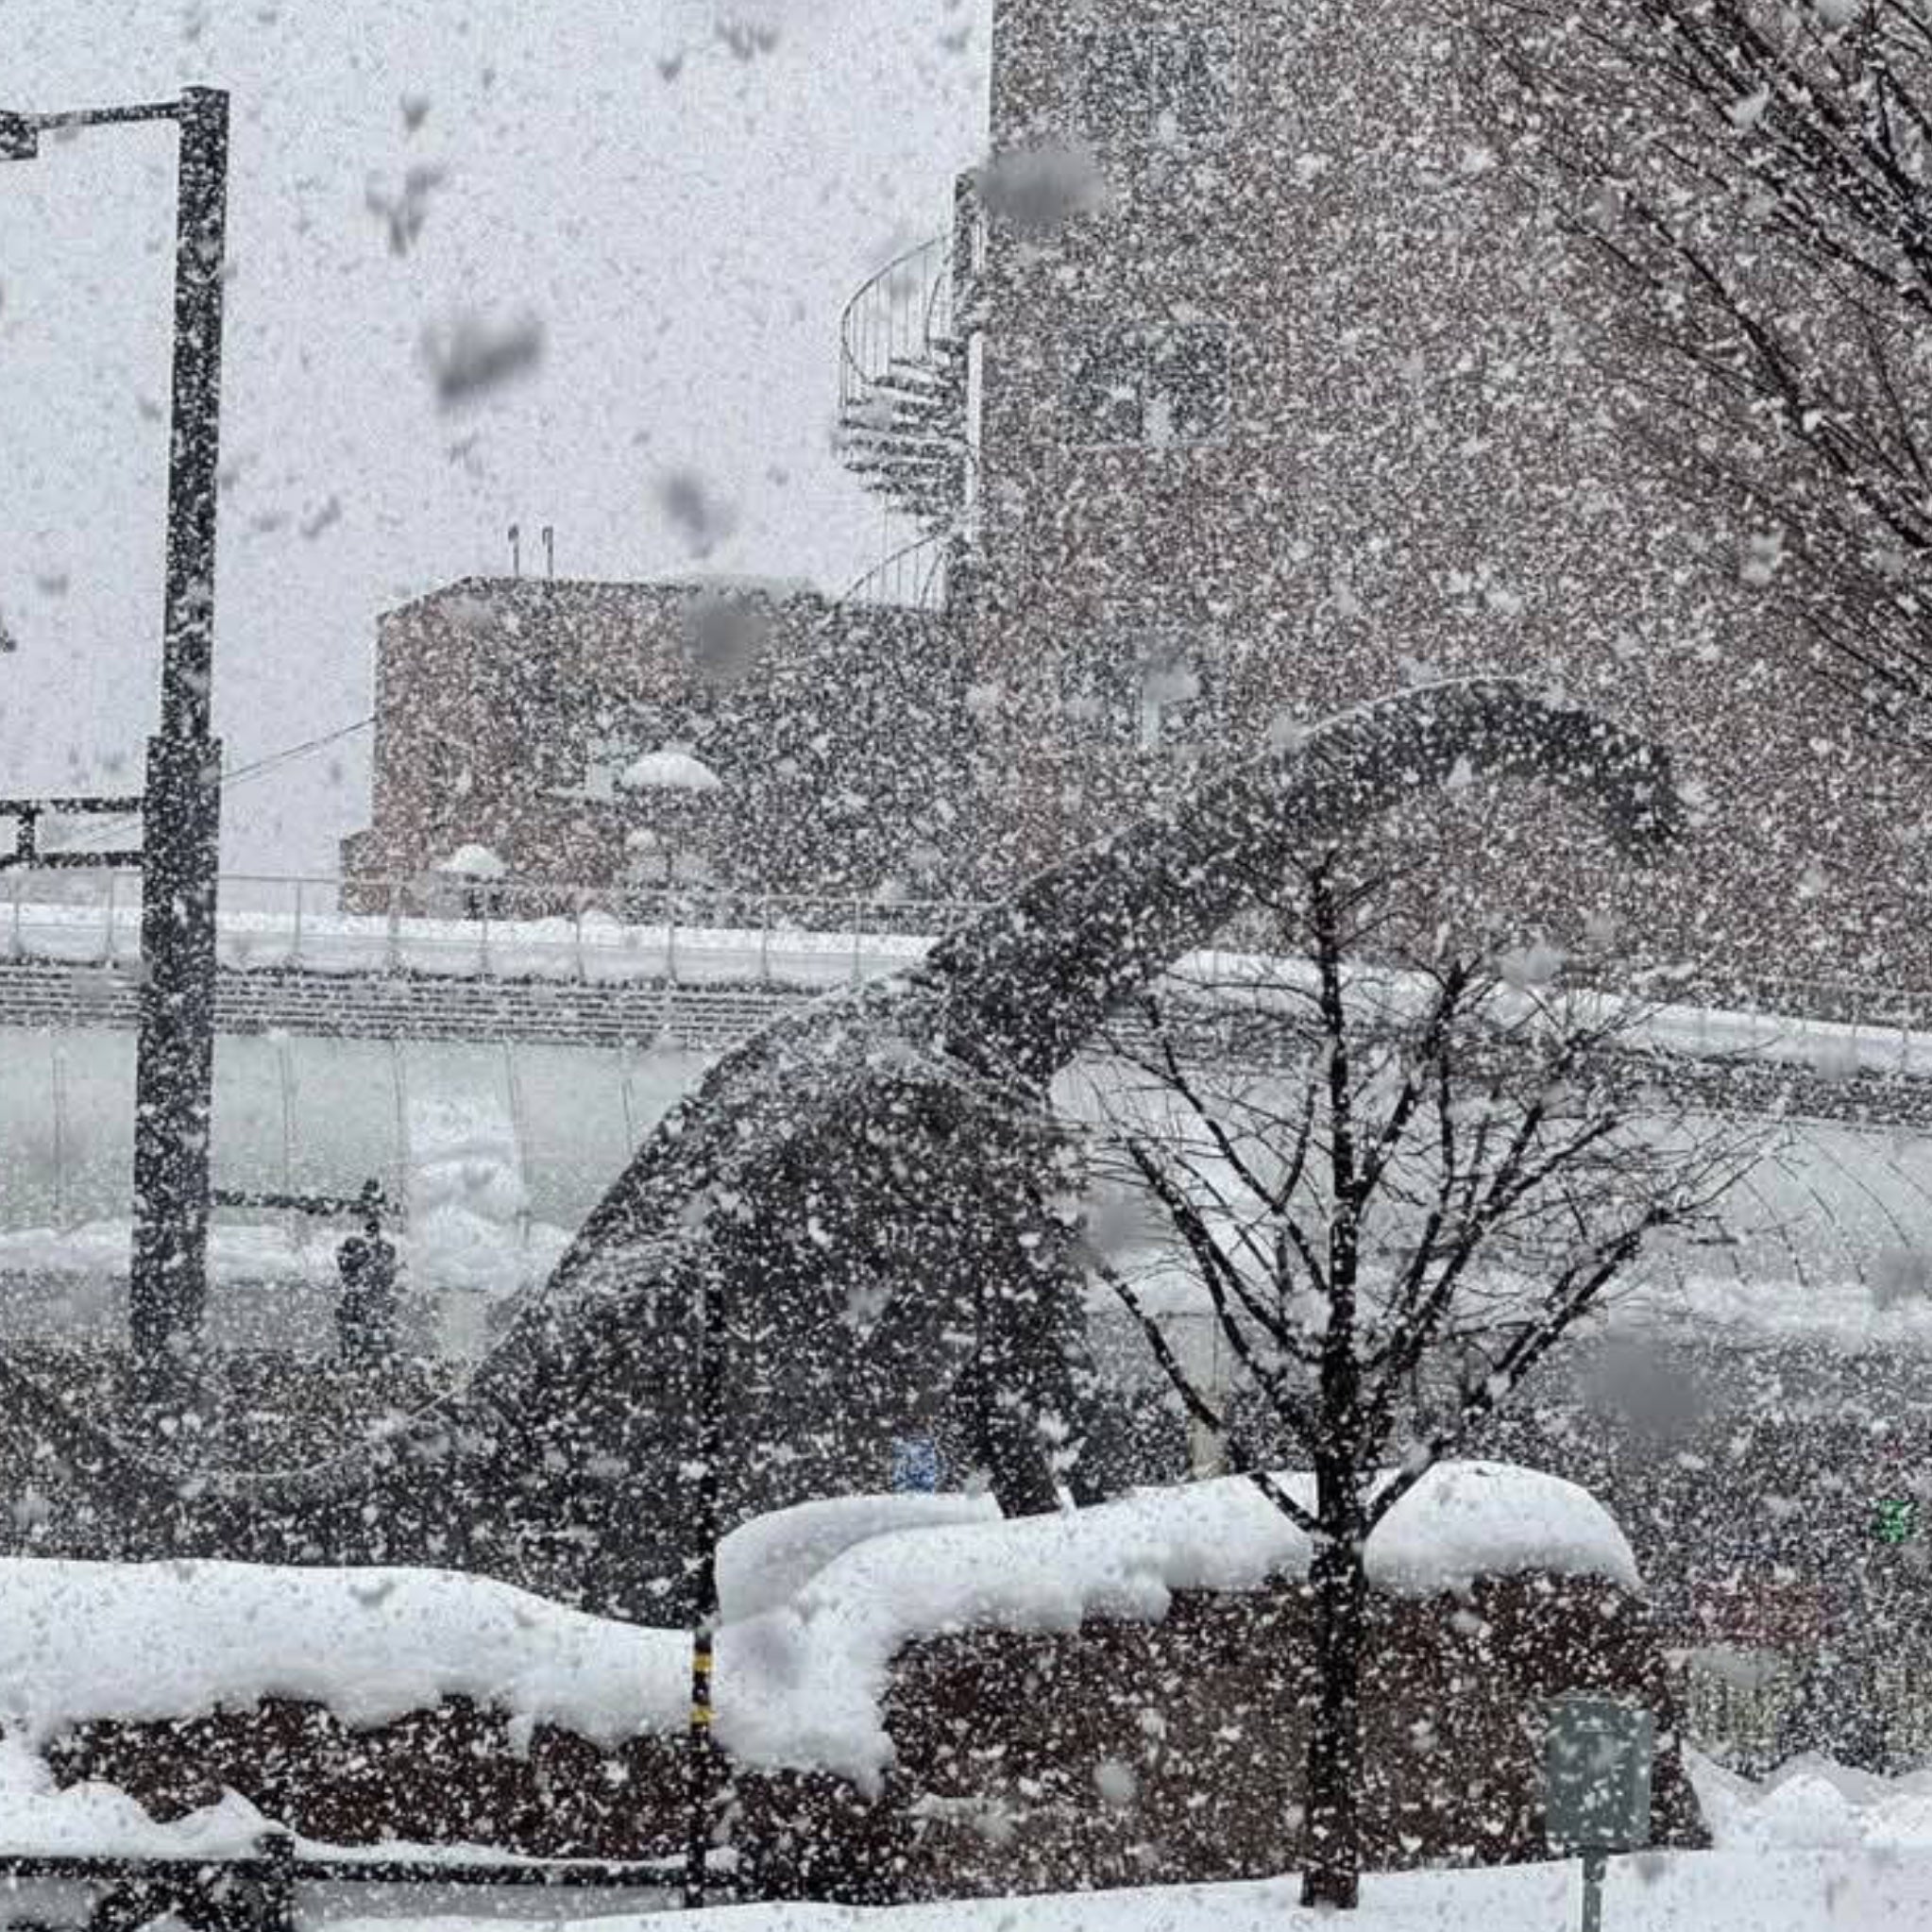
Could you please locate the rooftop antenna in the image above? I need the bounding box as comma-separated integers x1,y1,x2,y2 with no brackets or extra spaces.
542,524,555,581
507,523,521,578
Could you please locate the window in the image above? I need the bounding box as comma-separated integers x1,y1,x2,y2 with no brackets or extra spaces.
549,731,639,805
1074,322,1234,446
1080,24,1241,145
1132,649,1204,753
1059,629,1212,753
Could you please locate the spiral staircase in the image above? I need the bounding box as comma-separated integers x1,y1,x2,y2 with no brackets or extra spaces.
836,192,981,612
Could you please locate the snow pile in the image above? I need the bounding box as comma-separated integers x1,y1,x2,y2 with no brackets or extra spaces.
0,1559,686,1750
1364,1461,1638,1593
621,748,721,792
1693,1752,1932,1856
720,1461,1635,1780
0,1734,625,1871
0,1464,1631,1784
0,1733,267,1859
434,843,506,881
716,1490,999,1623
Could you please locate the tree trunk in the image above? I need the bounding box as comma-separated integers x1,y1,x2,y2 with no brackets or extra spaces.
1300,1525,1371,1909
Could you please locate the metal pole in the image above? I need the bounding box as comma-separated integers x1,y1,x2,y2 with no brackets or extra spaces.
129,88,229,1370
1580,1851,1606,1932
683,1265,728,1910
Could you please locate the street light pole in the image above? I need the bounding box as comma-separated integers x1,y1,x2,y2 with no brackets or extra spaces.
2,91,230,1368
131,87,229,1366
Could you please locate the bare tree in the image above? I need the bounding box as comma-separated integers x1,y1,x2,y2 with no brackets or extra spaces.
1449,0,1932,746
1076,857,1753,1910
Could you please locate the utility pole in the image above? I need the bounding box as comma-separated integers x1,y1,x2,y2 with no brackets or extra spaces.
683,1263,729,1910
2,91,231,1370
131,88,229,1367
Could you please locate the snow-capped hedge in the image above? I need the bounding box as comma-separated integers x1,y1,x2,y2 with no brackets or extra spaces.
0,1461,1634,1782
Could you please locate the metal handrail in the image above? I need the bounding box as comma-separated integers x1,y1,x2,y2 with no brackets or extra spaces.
836,231,953,408
16,868,1932,1049
837,532,952,611
0,1833,715,1929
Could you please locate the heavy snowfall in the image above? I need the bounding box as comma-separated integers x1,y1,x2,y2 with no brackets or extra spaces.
6,1,1932,1927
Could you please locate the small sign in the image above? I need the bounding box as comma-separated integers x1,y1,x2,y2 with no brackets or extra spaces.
1545,1693,1654,1856
1545,1695,1655,1932
890,1438,941,1493
1875,1500,1919,1546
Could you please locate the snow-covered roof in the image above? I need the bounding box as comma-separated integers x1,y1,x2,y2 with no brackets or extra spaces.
0,1463,1633,1784
433,843,507,880
619,749,722,792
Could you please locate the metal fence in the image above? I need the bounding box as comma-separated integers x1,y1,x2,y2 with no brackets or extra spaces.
0,871,975,988
1680,1648,1932,1775
16,871,1932,1077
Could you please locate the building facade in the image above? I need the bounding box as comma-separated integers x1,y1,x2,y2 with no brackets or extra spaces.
342,576,962,910
947,0,1930,997
348,0,1932,1003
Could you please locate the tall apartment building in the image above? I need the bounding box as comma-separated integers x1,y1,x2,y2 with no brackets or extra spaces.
350,0,1932,996
944,0,1925,991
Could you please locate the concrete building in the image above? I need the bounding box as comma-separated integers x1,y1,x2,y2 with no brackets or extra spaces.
347,0,1932,1003
947,0,1929,994
341,576,961,911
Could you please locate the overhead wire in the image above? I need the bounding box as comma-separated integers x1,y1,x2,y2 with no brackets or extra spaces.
38,714,375,856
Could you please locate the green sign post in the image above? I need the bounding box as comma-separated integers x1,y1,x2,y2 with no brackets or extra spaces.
1544,1695,1655,1932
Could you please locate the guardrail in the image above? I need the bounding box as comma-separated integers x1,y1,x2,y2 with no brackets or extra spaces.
0,1833,707,1930
13,872,1932,1083
1,872,977,990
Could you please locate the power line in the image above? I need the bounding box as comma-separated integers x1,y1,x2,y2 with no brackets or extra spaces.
42,715,376,854
223,714,375,788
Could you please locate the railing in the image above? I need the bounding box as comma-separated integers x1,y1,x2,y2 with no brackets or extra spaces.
0,1834,706,1931
0,871,982,991
833,178,988,604
838,531,953,612
1678,1648,1932,1776
15,871,1932,1084
837,230,955,415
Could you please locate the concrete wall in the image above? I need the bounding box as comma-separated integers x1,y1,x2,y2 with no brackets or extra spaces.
343,578,963,905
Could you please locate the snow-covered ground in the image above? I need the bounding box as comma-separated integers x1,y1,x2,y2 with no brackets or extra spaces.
480,1849,1932,1929
326,1759,1932,1926
645,1757,1932,1927
8,1744,1932,1929
0,1478,1920,1928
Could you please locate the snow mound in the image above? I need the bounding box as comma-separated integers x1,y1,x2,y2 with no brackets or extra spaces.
0,1558,686,1750
1366,1460,1637,1593
0,1733,268,1858
621,748,720,792
717,1490,1000,1624
1693,1751,1932,1855
433,843,505,880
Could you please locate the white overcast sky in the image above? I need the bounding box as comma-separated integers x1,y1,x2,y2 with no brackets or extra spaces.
0,0,989,875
